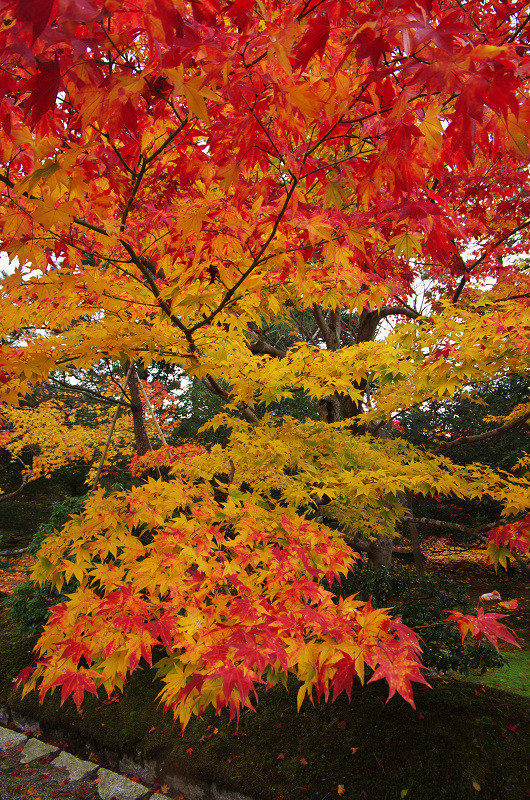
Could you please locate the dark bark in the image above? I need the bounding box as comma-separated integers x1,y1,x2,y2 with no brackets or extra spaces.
127,363,152,456
0,456,31,503
344,532,393,567
405,494,425,576
317,396,341,423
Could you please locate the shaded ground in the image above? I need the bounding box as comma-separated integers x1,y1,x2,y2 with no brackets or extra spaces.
0,554,35,595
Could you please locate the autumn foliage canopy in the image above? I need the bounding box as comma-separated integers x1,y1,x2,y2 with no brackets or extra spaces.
1,0,530,728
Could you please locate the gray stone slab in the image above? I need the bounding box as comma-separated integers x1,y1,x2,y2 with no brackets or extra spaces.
119,754,156,786
150,795,170,800
212,784,255,800
162,773,208,800
0,726,27,750
96,767,150,800
20,738,59,763
11,711,40,733
52,750,99,781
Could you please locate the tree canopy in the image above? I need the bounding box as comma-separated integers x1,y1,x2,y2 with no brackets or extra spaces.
1,0,530,727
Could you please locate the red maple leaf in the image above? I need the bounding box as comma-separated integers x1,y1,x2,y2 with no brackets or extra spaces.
25,58,61,126
368,644,430,707
49,668,99,709
15,0,53,43
293,15,331,72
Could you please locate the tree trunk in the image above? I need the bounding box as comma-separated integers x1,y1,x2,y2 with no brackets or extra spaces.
345,531,393,567
404,492,425,576
127,362,152,456
368,533,393,567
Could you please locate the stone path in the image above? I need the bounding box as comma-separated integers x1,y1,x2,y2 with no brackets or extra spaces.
0,725,168,800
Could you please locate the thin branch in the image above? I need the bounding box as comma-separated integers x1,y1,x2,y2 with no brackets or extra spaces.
90,362,134,494
493,292,530,303
0,456,32,503
120,159,147,232
249,340,287,358
201,376,259,423
73,217,108,236
434,409,530,454
118,240,197,350
137,379,168,446
452,274,467,304
145,123,188,164
507,11,530,42
469,220,530,272
407,516,480,537
379,305,420,321
409,515,530,574
49,377,133,408
0,546,29,556
312,304,334,349
190,179,299,333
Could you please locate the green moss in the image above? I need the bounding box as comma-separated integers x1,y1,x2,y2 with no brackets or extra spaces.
465,649,530,695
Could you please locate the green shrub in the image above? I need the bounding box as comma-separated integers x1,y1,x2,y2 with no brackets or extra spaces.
4,496,88,635
6,580,56,635
28,494,88,554
333,564,506,675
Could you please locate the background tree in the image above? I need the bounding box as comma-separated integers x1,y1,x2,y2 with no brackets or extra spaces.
396,374,530,572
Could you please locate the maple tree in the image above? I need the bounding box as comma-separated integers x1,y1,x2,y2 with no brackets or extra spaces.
1,0,530,726
0,368,180,493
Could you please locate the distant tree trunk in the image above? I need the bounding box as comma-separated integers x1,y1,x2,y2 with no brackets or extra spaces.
126,362,152,456
405,493,425,577
368,533,393,567
344,531,394,567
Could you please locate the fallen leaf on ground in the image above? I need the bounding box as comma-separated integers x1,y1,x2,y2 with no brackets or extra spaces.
480,591,501,602
0,555,36,593
499,599,519,610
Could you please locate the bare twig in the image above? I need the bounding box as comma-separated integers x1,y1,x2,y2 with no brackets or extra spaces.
434,410,530,454
407,515,530,575
0,456,32,503
49,377,133,408
90,361,134,494
0,546,29,556
137,379,168,446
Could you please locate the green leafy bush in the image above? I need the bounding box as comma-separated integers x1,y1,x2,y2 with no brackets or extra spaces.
333,564,507,674
4,496,87,635
6,580,57,635
28,495,87,554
